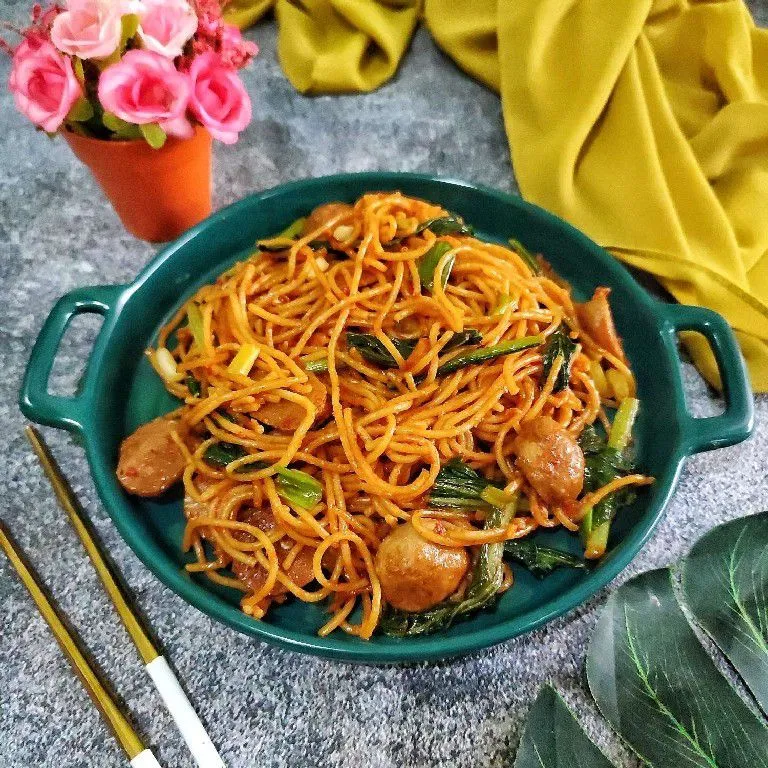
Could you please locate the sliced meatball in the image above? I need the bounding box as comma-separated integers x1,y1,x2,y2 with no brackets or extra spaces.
575,287,626,361
256,372,330,432
302,202,353,236
232,508,315,596
512,416,585,506
117,417,188,497
375,521,469,613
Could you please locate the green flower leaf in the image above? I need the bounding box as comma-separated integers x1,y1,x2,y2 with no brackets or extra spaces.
514,686,614,768
587,568,768,768
102,112,141,139
66,97,94,123
139,123,167,150
682,511,768,716
73,57,86,84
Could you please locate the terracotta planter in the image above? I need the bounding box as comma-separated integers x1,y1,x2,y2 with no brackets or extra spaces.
64,126,212,243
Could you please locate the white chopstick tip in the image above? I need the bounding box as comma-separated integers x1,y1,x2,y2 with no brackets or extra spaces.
130,749,163,768
145,656,225,768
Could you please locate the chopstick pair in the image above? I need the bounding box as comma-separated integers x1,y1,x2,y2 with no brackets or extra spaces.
1,426,226,768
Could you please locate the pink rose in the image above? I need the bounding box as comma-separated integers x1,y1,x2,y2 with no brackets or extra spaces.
9,38,83,132
138,0,198,59
187,51,251,144
98,49,192,137
50,0,124,60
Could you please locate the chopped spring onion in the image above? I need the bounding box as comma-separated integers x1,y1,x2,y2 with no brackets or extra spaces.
305,358,329,373
228,343,260,377
274,467,322,509
186,375,201,397
154,348,182,382
509,238,540,275
186,303,205,350
491,293,519,317
276,217,305,239
418,241,454,293
480,485,517,509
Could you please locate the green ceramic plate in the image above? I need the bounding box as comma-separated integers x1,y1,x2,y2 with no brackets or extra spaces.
20,173,753,663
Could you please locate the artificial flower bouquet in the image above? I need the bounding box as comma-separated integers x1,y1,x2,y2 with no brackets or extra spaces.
5,0,257,147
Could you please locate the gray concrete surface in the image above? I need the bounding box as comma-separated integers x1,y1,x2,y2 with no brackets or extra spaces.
1,5,766,767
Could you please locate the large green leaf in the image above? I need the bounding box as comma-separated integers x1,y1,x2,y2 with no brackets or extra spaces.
681,511,768,716
586,568,768,768
514,685,615,768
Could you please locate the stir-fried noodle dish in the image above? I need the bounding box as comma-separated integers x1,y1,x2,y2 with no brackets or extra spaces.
117,193,653,639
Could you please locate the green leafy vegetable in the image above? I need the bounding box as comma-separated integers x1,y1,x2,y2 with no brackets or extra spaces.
435,335,544,376
381,499,516,637
541,326,576,392
578,424,604,454
504,540,586,578
587,568,768,767
185,375,201,397
514,686,614,768
428,458,499,509
346,330,483,370
443,329,483,350
418,241,454,292
276,217,305,239
580,398,639,559
415,214,474,236
203,444,321,507
346,332,417,369
203,441,248,468
307,240,348,258
681,511,768,716
509,238,540,275
274,467,322,509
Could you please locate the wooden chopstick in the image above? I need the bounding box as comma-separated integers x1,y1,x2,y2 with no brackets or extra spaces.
24,426,225,768
0,521,161,768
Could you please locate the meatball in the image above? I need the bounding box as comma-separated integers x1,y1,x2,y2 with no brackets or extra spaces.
302,202,353,236
512,416,585,505
575,287,626,361
375,521,469,613
256,372,330,432
117,417,188,497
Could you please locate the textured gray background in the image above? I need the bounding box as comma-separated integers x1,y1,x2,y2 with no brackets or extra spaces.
1,5,767,767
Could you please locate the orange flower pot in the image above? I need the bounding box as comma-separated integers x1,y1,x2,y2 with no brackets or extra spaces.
64,126,212,243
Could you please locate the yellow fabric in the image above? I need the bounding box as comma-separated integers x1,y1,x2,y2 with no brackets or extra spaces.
227,0,768,391
224,0,420,94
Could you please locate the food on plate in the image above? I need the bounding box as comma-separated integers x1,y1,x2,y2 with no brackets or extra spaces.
117,192,652,638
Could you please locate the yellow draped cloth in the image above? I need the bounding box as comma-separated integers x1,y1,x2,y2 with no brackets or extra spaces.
224,0,768,391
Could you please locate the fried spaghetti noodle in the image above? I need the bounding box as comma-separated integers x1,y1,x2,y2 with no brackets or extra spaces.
126,192,652,639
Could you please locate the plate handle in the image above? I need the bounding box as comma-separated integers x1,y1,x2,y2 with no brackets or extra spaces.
20,285,125,432
660,303,753,454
